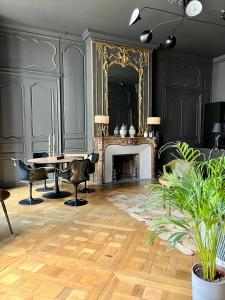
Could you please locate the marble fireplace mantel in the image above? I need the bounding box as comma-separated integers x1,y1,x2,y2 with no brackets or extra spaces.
93,136,158,184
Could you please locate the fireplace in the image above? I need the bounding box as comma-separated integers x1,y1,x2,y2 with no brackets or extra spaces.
93,137,158,184
113,154,138,182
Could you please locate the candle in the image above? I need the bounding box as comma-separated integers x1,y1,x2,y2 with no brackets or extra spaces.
48,134,51,157
52,133,55,157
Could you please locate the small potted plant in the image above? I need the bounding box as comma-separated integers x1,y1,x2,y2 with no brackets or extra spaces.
148,142,225,300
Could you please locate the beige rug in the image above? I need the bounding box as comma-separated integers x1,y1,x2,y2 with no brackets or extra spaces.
106,191,196,256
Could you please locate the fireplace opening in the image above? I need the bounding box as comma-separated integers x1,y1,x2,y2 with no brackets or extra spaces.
112,154,139,182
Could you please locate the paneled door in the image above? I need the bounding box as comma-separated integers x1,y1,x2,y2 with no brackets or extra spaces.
164,88,202,146
25,78,60,160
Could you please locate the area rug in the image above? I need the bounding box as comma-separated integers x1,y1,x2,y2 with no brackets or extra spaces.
106,191,196,256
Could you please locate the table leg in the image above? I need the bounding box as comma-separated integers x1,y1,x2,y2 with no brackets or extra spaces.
1,200,13,234
43,168,71,199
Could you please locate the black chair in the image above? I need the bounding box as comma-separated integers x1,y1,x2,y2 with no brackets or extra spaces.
79,153,99,193
59,159,91,207
12,159,47,205
33,152,55,192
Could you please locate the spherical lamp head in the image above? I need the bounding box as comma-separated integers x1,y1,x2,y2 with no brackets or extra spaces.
164,35,176,49
140,30,153,43
186,0,203,17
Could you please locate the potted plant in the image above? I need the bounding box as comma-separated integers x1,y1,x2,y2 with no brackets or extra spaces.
148,142,225,300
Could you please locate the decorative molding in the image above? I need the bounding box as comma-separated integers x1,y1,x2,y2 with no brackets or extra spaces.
0,32,59,72
95,41,150,136
82,28,156,51
30,81,54,138
0,80,24,139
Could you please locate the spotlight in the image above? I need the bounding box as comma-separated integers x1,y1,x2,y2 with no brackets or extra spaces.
221,10,225,20
140,30,153,43
129,8,141,26
164,35,176,49
186,0,203,17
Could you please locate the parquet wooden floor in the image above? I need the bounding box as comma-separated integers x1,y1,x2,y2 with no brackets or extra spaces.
0,181,196,299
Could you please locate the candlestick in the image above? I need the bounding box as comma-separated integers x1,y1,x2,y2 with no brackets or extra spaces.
48,134,51,157
52,133,55,157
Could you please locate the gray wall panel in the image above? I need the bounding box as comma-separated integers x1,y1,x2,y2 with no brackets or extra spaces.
61,40,87,153
0,30,59,73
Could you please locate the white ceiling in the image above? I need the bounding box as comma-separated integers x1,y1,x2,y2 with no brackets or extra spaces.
0,0,225,57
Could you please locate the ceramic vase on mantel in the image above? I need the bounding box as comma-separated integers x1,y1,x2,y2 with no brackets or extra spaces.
114,126,119,136
129,125,136,138
120,124,127,138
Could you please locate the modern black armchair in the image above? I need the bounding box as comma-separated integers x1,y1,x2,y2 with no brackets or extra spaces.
12,159,47,205
79,152,99,193
33,152,55,192
60,159,91,207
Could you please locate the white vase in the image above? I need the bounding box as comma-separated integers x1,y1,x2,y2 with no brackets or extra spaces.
129,125,136,138
192,263,225,300
144,131,148,137
120,125,127,138
114,126,119,136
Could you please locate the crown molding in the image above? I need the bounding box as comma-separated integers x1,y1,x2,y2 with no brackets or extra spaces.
0,23,83,43
82,28,156,53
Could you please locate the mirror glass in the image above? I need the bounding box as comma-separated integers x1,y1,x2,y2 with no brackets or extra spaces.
108,64,139,135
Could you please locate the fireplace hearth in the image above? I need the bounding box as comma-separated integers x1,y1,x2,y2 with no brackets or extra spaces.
113,154,138,182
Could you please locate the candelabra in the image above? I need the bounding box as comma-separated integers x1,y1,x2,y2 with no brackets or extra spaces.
48,134,56,157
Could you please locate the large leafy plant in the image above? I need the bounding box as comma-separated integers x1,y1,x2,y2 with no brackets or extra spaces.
148,142,225,281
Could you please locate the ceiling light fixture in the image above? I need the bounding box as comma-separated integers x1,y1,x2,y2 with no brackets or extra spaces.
186,0,203,17
129,4,225,50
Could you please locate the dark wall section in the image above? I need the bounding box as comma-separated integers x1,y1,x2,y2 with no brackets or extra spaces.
152,49,212,164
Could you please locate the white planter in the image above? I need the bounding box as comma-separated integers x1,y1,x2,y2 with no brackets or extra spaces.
217,229,225,269
192,263,225,300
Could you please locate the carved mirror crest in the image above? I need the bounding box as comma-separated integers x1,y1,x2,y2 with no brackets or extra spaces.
96,41,149,136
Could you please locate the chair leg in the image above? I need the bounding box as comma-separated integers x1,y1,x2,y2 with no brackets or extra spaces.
36,178,53,192
19,182,44,206
78,180,96,193
1,200,13,234
64,184,88,207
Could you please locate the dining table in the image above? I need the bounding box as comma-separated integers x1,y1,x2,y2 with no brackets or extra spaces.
28,156,83,199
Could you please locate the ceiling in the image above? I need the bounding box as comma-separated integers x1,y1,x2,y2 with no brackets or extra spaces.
0,0,225,58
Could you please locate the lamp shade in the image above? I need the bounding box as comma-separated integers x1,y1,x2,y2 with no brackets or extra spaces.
186,0,202,17
147,117,161,125
212,122,225,133
94,115,109,124
129,8,141,26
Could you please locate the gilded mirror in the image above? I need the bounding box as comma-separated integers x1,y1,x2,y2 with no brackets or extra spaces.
96,41,149,136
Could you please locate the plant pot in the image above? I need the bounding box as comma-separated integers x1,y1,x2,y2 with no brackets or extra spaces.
192,263,225,300
216,229,225,270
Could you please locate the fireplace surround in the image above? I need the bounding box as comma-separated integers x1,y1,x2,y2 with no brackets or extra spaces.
93,137,158,184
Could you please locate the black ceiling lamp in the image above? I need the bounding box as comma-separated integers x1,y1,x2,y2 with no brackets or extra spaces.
129,2,225,49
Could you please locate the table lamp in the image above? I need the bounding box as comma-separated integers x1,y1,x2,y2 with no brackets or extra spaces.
94,115,109,137
212,122,225,148
147,117,161,137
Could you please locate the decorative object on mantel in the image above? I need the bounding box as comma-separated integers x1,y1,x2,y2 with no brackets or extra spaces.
107,192,195,256
114,126,119,136
48,134,56,157
147,117,161,137
94,115,109,137
120,124,127,138
129,2,225,49
128,125,136,138
144,131,148,138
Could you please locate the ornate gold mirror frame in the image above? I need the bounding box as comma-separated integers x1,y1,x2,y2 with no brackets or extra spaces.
96,41,149,136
